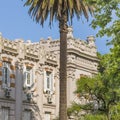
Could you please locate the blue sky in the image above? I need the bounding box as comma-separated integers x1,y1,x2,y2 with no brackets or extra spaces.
0,0,111,54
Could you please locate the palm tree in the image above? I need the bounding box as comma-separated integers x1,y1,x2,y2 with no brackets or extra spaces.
24,0,95,119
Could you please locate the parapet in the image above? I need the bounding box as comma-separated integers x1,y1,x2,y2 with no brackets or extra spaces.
0,35,57,65
87,36,96,47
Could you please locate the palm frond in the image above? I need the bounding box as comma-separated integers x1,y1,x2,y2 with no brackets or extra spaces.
24,0,96,26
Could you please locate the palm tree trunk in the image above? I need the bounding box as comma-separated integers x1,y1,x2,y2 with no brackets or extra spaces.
59,11,68,120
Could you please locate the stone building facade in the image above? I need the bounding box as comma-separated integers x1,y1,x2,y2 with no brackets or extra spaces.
0,28,98,120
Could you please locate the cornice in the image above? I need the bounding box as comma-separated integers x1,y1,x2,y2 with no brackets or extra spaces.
67,48,99,62
67,62,98,74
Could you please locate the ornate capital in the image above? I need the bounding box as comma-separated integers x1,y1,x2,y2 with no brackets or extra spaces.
54,68,59,79
15,61,23,71
67,68,75,80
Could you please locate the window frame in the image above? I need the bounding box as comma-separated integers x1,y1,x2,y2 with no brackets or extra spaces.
44,69,55,93
2,62,10,88
46,71,52,90
25,67,33,87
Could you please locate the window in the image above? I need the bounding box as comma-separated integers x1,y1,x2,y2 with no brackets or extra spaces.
46,71,52,90
1,107,9,120
44,71,54,92
44,70,55,93
44,112,51,120
2,62,10,87
26,68,31,85
23,110,31,120
24,67,33,87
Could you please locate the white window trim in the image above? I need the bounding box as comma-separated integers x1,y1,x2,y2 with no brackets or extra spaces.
2,62,10,88
46,71,52,90
24,66,34,88
44,70,54,93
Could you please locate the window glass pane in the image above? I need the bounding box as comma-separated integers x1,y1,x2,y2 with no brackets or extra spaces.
5,67,8,84
26,68,31,86
2,62,9,85
47,77,50,89
26,72,30,85
46,72,51,90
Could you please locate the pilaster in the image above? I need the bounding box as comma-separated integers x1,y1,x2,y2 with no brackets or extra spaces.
15,61,23,120
67,68,75,106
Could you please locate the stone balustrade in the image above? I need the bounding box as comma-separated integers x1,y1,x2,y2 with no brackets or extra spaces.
39,36,97,57
25,44,39,58
46,52,56,61
2,38,18,54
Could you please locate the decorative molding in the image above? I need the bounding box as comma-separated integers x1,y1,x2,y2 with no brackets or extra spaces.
25,63,34,68
0,71,2,76
10,74,15,79
67,68,75,80
0,62,2,67
10,83,15,88
0,80,2,85
10,65,16,70
15,61,24,71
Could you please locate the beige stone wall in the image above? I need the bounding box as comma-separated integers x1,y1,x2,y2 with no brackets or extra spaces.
0,29,98,119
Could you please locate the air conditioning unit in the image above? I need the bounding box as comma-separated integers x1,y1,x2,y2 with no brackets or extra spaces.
47,96,52,104
4,88,11,98
46,90,51,94
26,93,32,101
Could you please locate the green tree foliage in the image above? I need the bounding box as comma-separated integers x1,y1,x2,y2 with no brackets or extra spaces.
84,114,107,120
68,1,120,120
91,0,120,44
68,49,120,120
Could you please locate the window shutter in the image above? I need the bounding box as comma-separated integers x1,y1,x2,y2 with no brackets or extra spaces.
31,68,34,86
2,67,5,87
7,64,10,87
51,71,55,93
50,73,53,92
7,68,10,87
44,70,47,92
23,65,27,87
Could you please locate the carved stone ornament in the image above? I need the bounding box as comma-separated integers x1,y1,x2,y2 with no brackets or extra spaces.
15,60,24,70
67,68,75,80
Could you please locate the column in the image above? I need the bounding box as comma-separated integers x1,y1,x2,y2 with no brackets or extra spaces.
35,65,44,120
15,61,23,120
67,68,75,106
